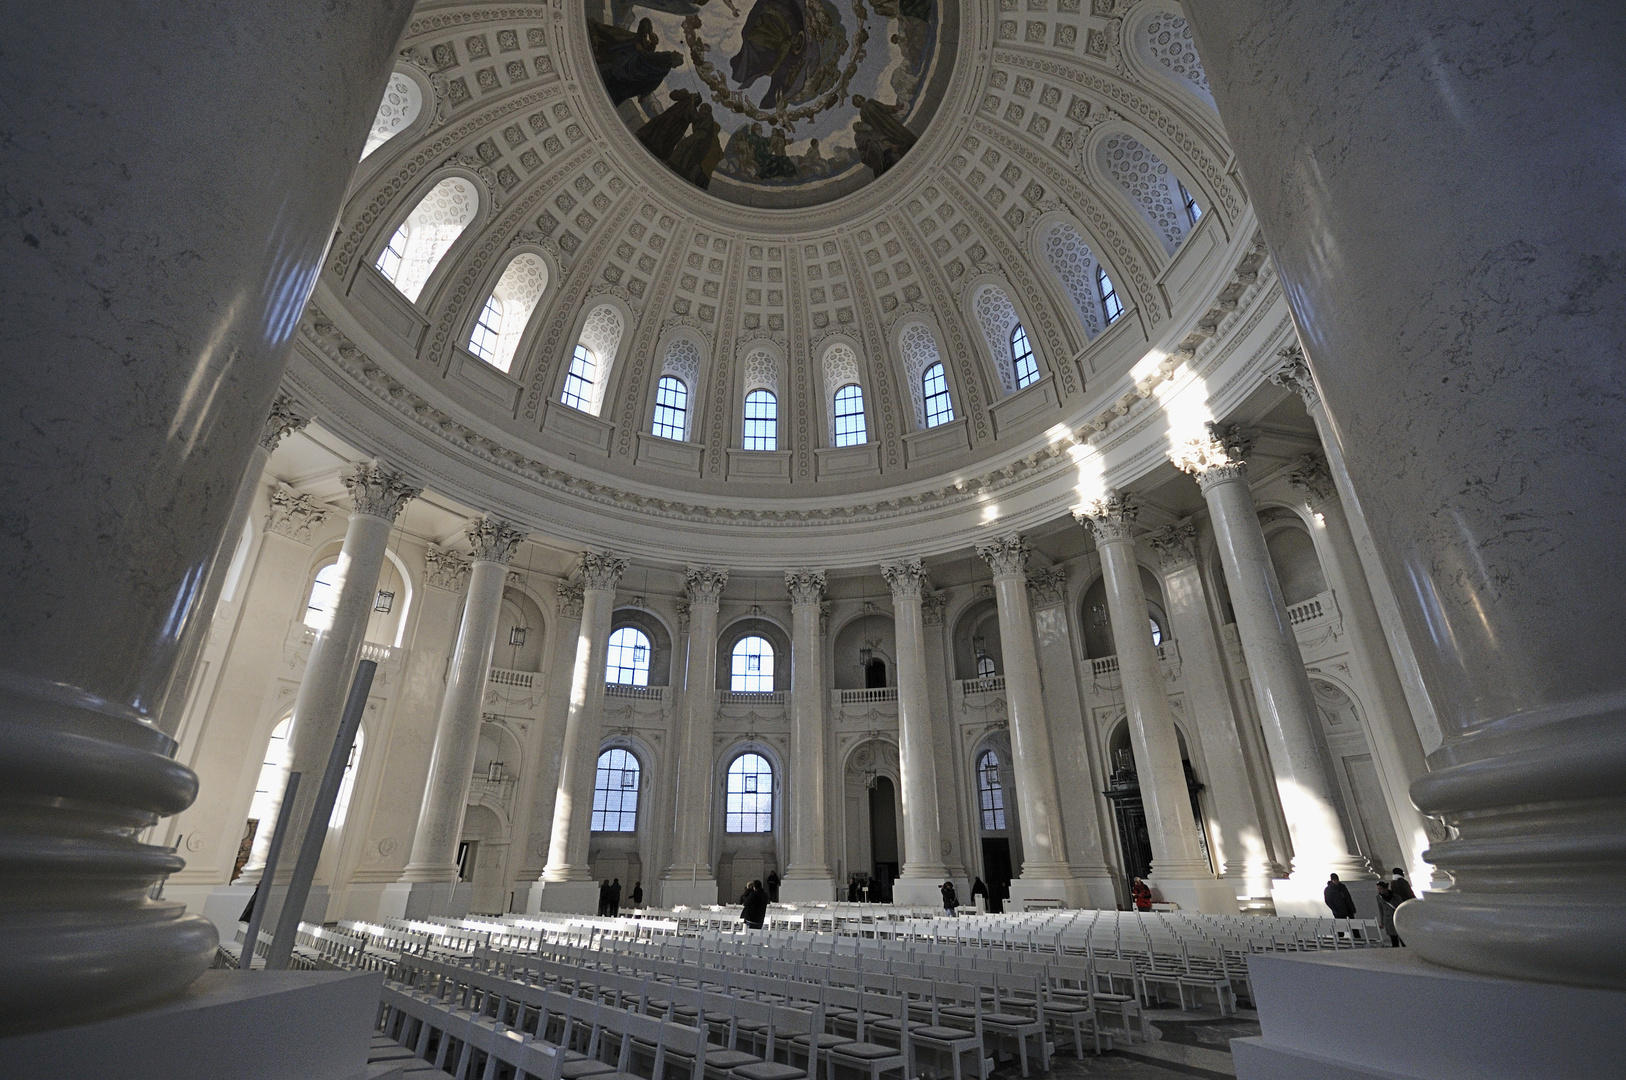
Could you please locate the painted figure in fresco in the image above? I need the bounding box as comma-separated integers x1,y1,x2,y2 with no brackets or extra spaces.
851,94,917,177
636,88,701,159
668,103,725,189
590,18,686,105
730,0,823,110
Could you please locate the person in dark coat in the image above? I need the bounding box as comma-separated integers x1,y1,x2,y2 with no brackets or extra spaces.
970,877,987,910
740,880,769,929
1324,873,1357,918
1389,868,1416,903
609,877,622,917
597,879,611,917
940,880,958,916
846,875,858,902
630,881,644,908
1376,882,1403,947
766,870,780,903
589,19,685,106
667,105,724,189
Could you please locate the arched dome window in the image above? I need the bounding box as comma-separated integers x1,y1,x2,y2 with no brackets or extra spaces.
374,176,478,302
606,626,652,686
821,343,867,446
652,376,689,441
1179,180,1203,225
562,345,597,412
1010,324,1038,389
900,322,954,429
1040,220,1107,341
977,749,1007,831
971,284,1036,395
1097,266,1124,324
561,304,624,416
591,748,640,832
1133,9,1215,108
467,253,549,374
742,390,778,451
923,363,954,428
731,635,774,692
1098,132,1196,255
361,71,422,159
833,385,867,447
725,753,774,833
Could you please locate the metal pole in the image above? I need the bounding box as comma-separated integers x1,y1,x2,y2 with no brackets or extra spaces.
266,660,376,969
239,771,301,970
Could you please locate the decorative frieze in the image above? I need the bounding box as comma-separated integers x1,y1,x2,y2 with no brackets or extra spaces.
1147,521,1198,570
424,544,472,591
880,556,928,600
579,549,629,592
265,484,330,543
1076,492,1138,545
343,460,420,522
784,569,826,607
556,581,585,619
260,393,310,454
976,533,1031,579
1025,566,1067,608
467,515,526,565
1171,421,1254,490
684,565,729,607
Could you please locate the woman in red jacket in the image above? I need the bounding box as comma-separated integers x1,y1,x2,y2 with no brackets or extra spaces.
1131,877,1153,912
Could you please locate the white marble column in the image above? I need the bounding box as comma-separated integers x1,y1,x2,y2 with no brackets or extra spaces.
1175,428,1369,913
0,0,412,1032
1147,521,1282,901
921,593,971,891
661,566,728,908
264,462,418,927
976,535,1082,906
522,582,584,914
538,551,627,913
780,570,835,901
392,516,525,917
1275,357,1438,886
880,558,949,902
1078,500,1237,914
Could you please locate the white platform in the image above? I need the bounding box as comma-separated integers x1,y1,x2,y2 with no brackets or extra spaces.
530,879,603,914
1,969,381,1079
1233,949,1626,1079
776,877,838,903
661,878,723,909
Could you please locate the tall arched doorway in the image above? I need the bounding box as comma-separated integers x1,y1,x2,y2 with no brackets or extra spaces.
868,776,899,902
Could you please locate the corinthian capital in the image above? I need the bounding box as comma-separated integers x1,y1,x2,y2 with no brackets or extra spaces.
684,565,728,607
466,515,526,565
1269,343,1321,409
260,394,310,453
784,568,826,606
1026,567,1067,608
880,557,929,601
1147,521,1198,571
344,460,420,522
976,533,1031,579
1171,421,1253,490
266,483,330,543
1287,453,1338,507
556,581,585,619
921,592,947,626
1075,492,1139,545
424,545,472,592
580,550,630,592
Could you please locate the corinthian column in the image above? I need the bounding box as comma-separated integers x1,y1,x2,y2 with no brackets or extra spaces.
976,535,1082,907
781,569,835,901
263,461,418,927
661,566,728,908
1078,499,1237,914
879,558,949,902
1174,427,1369,913
539,551,627,913
392,516,525,917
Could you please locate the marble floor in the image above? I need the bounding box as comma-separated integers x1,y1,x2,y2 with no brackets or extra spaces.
985,1003,1261,1080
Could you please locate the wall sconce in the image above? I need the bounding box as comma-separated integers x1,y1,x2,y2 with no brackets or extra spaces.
509,626,527,648
373,590,395,613
487,760,505,782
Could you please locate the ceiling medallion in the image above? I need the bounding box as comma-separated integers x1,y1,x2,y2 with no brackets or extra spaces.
588,0,955,208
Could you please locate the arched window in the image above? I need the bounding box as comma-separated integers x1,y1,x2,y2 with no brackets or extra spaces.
1040,220,1106,342
922,363,955,427
606,626,652,686
304,563,342,632
328,726,365,831
652,376,688,441
977,750,1007,831
731,635,774,692
561,344,597,412
832,384,867,446
725,753,774,833
1149,618,1164,647
742,390,778,451
1010,324,1038,389
976,653,997,679
467,253,549,373
1097,132,1193,254
591,748,640,832
1179,181,1202,225
375,176,478,302
1097,266,1124,324
361,71,423,159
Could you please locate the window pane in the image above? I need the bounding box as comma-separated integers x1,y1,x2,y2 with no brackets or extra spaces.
1010,324,1038,389
832,383,867,447
606,626,652,686
652,376,688,441
977,750,1007,831
1097,266,1124,324
730,635,774,692
468,294,503,362
592,748,640,832
725,753,774,833
562,344,596,412
1179,181,1203,224
376,224,407,283
922,363,955,428
1150,618,1163,647
742,390,778,451
304,563,342,631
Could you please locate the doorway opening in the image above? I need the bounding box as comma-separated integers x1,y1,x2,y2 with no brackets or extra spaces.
869,775,899,902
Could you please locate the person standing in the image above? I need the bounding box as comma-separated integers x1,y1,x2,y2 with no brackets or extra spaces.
740,880,768,929
597,879,611,917
940,880,958,916
609,877,622,917
971,876,988,913
1324,873,1357,919
1131,877,1153,912
1389,867,1416,903
766,870,780,903
1376,882,1404,947
846,875,858,902
630,881,643,908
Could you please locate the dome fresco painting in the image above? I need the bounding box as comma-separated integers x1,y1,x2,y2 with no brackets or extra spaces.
588,0,954,206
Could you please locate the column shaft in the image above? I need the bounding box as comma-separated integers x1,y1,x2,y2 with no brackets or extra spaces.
396,519,523,915
782,571,834,898
881,559,948,901
661,567,725,907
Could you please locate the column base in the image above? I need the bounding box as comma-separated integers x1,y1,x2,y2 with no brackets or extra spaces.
1271,874,1377,919
892,877,951,907
534,879,604,915
1232,950,1626,1080
777,877,837,903
0,969,380,1079
1007,874,1096,910
196,883,256,942
660,877,721,909
1147,874,1240,914
379,880,469,920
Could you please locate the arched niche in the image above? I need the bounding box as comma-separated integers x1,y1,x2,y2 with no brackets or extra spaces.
301,540,413,648
1260,509,1328,605
457,803,510,915
832,612,896,690
1078,566,1169,658
841,737,902,894
610,606,673,686
968,730,1024,897
494,587,546,671
713,740,785,904
715,616,791,692
951,597,1004,681
588,733,656,896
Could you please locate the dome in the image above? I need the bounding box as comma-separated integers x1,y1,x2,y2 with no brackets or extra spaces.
292,0,1259,568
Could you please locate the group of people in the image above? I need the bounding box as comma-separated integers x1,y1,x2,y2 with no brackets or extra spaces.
633,89,726,190
595,877,643,917
1325,868,1416,946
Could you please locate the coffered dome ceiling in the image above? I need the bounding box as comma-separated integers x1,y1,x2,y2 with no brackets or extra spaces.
291,0,1280,567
